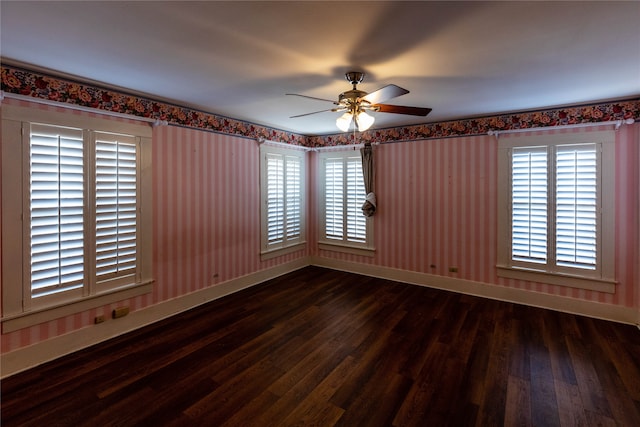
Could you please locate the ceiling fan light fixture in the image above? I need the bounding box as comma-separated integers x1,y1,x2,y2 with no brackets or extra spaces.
356,111,375,131
290,71,430,132
336,112,353,132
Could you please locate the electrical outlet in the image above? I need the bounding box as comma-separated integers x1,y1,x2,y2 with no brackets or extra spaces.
94,315,105,324
112,306,129,319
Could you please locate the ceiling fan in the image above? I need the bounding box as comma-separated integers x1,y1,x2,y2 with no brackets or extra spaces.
287,71,432,132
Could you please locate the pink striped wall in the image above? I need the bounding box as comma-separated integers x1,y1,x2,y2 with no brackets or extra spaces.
1,103,308,353
637,123,640,318
312,124,639,309
1,99,638,355
152,126,308,300
312,136,499,279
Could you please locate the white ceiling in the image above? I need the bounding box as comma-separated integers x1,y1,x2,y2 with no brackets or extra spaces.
1,1,639,135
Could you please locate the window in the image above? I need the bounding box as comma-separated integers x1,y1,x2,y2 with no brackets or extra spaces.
318,151,373,255
259,144,306,259
2,105,153,330
497,130,615,292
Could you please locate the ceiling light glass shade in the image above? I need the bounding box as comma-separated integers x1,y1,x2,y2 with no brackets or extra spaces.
356,111,375,131
336,112,353,132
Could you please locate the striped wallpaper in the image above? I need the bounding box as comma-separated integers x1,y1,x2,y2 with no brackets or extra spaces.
312,136,497,281
152,125,309,301
1,99,638,355
1,106,308,353
312,125,639,309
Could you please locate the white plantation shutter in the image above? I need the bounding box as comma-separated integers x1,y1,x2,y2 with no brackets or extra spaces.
509,142,602,274
285,155,302,240
555,144,597,270
261,146,304,253
95,132,138,283
266,153,284,244
323,155,367,244
511,147,548,264
325,159,344,240
29,124,85,298
346,158,366,242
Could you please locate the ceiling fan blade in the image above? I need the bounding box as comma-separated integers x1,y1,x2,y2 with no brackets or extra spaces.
286,93,338,104
361,84,409,104
375,104,432,116
290,108,335,118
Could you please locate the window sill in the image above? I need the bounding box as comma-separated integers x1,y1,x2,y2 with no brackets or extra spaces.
1,280,154,333
496,265,616,293
260,241,307,261
318,242,375,257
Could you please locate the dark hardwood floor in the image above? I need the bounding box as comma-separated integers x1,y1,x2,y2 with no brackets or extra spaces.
2,266,640,426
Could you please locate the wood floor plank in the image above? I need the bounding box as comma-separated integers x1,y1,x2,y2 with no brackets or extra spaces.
476,308,511,426
504,375,532,427
588,343,640,425
328,305,408,410
307,355,359,401
2,266,639,426
184,358,285,423
280,399,345,427
391,340,450,426
420,358,469,426
459,328,493,407
253,355,352,426
542,310,579,386
529,344,561,427
565,333,615,419
554,379,589,427
218,390,280,427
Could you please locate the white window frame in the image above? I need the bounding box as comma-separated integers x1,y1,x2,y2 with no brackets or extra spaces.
496,130,616,293
259,143,306,260
2,105,153,332
318,150,374,256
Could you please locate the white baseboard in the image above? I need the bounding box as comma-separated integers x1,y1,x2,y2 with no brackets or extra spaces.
2,256,637,378
0,258,308,379
310,256,638,326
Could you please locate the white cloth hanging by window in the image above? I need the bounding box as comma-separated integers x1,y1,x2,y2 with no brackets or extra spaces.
360,142,376,217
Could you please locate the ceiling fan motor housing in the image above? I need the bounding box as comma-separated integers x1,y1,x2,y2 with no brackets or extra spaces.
338,89,372,114
339,89,368,103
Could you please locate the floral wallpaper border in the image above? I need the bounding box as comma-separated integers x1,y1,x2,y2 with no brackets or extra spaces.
309,98,640,147
1,65,307,146
2,64,639,148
